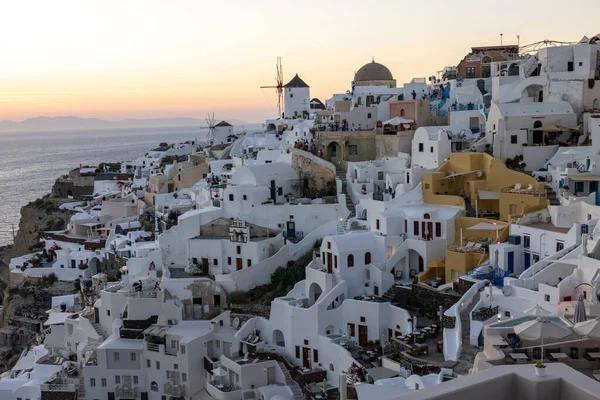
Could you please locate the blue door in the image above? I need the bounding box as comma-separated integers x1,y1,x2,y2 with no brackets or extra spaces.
507,252,514,273
524,252,531,270
591,181,598,195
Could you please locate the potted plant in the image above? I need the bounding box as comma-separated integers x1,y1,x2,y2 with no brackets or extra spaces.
535,360,546,377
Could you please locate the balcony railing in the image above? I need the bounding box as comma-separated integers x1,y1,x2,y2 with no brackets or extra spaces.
164,382,186,397
116,385,138,398
41,383,77,392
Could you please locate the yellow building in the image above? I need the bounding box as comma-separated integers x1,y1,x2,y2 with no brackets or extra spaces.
420,153,548,284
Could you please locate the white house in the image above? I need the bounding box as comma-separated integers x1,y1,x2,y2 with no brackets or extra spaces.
411,126,453,170
214,121,235,144
284,74,310,118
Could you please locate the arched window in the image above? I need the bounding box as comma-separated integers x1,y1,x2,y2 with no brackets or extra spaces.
151,382,158,391
330,363,335,371
365,252,372,265
347,254,354,267
594,99,599,110
400,109,406,117
424,213,431,219
482,56,492,64
367,113,372,119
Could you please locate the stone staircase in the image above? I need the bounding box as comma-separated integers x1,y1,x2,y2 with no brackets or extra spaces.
455,293,480,375
91,322,108,340
77,369,86,400
277,361,303,400
545,186,560,206
381,284,408,305
336,166,355,218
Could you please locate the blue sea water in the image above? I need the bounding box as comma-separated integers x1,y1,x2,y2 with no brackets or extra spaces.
0,126,218,246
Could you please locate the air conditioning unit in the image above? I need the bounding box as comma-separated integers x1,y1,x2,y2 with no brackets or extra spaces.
167,319,178,326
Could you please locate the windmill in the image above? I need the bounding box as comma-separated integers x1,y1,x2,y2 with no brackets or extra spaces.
260,56,284,118
199,112,217,146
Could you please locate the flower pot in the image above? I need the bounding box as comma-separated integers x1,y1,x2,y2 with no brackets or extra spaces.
535,366,546,377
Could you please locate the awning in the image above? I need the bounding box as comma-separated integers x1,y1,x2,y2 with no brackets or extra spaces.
427,259,445,268
540,122,578,132
569,175,600,181
383,117,414,125
477,190,500,200
467,222,504,231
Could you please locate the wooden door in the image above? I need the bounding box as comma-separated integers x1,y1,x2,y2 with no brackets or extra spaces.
302,347,311,369
358,325,368,347
236,258,243,271
374,286,379,296
418,256,424,272
327,252,333,273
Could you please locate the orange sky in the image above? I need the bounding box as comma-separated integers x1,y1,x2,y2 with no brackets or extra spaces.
0,1,596,122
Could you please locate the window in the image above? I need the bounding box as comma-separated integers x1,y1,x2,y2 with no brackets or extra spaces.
114,352,119,361
295,346,300,358
334,255,338,268
174,364,179,370
314,349,319,363
216,340,221,348
347,254,354,267
181,345,186,354
237,246,241,254
378,171,384,180
466,67,476,78
147,359,151,368
183,373,187,382
171,340,178,349
367,113,372,119
227,257,231,265
523,235,530,249
115,376,121,384
360,316,366,322
593,99,599,110
278,187,283,196
304,339,309,345
156,361,160,370
365,252,372,265
130,352,136,361
376,219,380,230
290,93,293,98
243,195,247,200
511,135,518,144
107,310,111,316
247,259,252,267
101,378,106,387
545,294,550,302
151,381,158,391
404,220,407,233
327,242,331,249
482,56,492,64
568,61,574,72
556,241,564,252
213,259,218,266
435,222,441,237
418,143,424,152
469,117,479,130
90,378,96,387
532,254,540,263
229,194,234,201
414,221,419,236
575,181,584,193
133,376,138,384
505,311,511,317
430,146,434,153
349,145,358,155
192,257,198,265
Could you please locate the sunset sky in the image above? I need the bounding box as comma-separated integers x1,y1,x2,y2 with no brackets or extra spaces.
0,0,596,123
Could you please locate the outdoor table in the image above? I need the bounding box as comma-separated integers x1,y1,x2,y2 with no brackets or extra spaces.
487,335,508,347
550,352,569,361
509,353,529,364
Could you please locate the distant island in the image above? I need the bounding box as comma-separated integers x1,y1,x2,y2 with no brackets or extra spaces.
0,116,256,132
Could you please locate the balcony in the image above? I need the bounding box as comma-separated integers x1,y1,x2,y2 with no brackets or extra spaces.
147,343,160,352
41,383,77,392
115,385,138,398
165,347,178,356
164,382,186,397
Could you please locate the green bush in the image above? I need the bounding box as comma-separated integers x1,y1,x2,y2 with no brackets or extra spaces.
228,291,248,305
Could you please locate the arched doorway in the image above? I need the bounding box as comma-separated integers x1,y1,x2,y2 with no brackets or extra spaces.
84,257,101,279
532,120,543,145
272,329,285,347
327,141,341,160
308,282,323,306
267,123,276,131
408,249,424,275
325,325,334,335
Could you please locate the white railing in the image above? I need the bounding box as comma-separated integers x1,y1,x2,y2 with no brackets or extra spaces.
164,382,186,396
41,383,77,392
116,385,137,398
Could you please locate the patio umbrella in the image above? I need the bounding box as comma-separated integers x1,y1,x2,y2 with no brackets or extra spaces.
514,317,572,360
573,294,587,324
524,305,552,317
574,316,600,337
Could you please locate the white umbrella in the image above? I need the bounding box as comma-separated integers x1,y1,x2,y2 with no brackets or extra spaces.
514,317,572,360
383,117,414,125
573,294,587,324
524,305,552,317
574,316,600,337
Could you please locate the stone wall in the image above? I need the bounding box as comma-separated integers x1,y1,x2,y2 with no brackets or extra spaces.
453,278,476,295
375,132,415,158
229,303,271,318
291,150,336,191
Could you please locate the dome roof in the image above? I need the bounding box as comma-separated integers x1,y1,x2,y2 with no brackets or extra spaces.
355,61,393,82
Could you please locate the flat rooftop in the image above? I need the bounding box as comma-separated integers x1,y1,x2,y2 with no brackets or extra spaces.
517,221,570,234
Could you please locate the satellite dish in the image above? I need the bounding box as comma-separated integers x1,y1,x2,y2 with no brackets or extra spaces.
476,170,483,178
502,286,513,296
232,317,240,329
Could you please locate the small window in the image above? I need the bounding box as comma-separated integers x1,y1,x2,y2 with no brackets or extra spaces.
430,146,434,153
101,378,106,387
243,194,247,200
593,99,599,111
545,294,550,302
237,246,241,254
376,219,380,230
90,378,96,387
174,364,179,370
378,171,384,180
435,222,442,237
505,311,511,317
511,135,518,144
156,361,160,370
556,242,564,252
151,382,158,392
247,259,252,267
181,345,186,354
147,359,151,368
130,352,136,361
349,145,358,155
567,61,574,72
532,254,540,263
229,194,234,201
414,221,419,236
183,373,187,382
115,376,120,384
418,143,424,152
347,254,354,267
213,259,218,266
314,349,319,363
523,235,530,249
304,339,309,345
114,352,119,361
133,376,138,384
330,363,335,371
227,257,231,265
367,113,372,119
107,310,111,316
327,242,331,249
360,316,366,322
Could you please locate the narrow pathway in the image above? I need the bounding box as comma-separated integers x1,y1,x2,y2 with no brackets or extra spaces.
336,165,355,218
277,361,304,400
455,293,480,375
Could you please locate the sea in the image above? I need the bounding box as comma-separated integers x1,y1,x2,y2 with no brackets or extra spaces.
0,125,247,247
